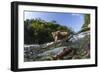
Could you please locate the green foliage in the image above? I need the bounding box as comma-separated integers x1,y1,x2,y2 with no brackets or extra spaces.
82,14,90,28
24,18,74,44
77,14,90,34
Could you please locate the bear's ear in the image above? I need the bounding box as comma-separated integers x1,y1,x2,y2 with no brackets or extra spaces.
51,32,54,35
57,31,60,33
51,32,55,37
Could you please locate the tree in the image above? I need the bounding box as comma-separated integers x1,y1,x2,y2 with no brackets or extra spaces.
77,14,90,34
82,14,90,28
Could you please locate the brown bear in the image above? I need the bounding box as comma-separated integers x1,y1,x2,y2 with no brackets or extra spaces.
52,31,69,42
